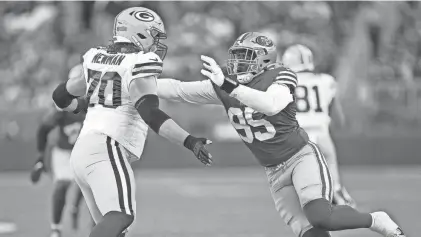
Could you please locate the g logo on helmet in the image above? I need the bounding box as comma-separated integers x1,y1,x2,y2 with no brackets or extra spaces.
133,11,155,22
255,36,274,47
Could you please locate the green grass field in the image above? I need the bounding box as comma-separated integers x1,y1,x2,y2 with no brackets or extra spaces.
0,166,418,237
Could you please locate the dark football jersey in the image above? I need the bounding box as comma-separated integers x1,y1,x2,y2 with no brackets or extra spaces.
42,110,85,150
213,66,309,167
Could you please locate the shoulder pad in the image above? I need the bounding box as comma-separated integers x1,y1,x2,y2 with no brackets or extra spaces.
132,52,163,78
266,62,283,71
274,66,298,88
321,73,336,82
324,74,337,93
82,48,97,63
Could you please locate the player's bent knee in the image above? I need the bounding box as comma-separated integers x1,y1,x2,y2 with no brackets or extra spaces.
302,228,331,237
303,198,333,230
104,211,134,231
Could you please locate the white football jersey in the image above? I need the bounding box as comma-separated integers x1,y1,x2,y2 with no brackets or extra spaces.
295,72,336,130
78,47,163,159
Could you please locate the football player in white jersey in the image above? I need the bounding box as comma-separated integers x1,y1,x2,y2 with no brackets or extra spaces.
282,44,356,208
51,7,212,237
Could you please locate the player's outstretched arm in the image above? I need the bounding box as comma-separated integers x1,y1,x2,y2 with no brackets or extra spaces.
129,76,213,166
200,55,293,115
52,64,88,113
157,78,221,105
36,109,60,158
30,108,60,183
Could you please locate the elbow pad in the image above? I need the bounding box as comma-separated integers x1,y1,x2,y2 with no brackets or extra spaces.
135,94,170,133
73,97,89,114
52,82,78,109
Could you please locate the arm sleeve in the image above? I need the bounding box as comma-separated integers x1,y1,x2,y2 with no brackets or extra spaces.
37,109,60,152
231,83,293,116
157,79,221,105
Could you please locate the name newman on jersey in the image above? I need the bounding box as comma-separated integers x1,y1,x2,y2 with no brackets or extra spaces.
91,53,126,66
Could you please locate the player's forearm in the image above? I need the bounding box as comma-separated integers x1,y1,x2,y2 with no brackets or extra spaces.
134,94,193,148
157,119,190,146
52,82,78,109
230,85,293,116
36,125,51,155
52,82,87,113
157,79,221,105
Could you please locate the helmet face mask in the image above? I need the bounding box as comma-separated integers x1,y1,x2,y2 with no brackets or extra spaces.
227,47,259,75
226,32,277,84
146,27,167,59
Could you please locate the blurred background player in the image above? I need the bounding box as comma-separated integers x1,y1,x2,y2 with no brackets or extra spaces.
30,79,89,237
282,44,356,207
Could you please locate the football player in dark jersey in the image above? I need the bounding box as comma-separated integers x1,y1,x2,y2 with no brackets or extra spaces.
157,32,405,237
30,106,90,237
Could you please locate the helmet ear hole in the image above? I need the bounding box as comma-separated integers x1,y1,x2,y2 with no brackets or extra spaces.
263,59,270,63
137,33,147,39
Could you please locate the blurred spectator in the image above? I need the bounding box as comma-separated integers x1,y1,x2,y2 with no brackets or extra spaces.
1,1,420,132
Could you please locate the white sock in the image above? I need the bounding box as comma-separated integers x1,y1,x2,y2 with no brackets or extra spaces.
51,224,61,231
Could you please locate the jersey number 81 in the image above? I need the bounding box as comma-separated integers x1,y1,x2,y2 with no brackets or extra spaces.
295,85,323,113
228,107,275,143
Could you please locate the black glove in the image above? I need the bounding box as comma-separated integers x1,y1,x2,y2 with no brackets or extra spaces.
30,154,45,184
183,135,213,166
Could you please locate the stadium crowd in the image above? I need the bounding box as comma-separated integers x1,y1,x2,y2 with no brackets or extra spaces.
0,1,420,137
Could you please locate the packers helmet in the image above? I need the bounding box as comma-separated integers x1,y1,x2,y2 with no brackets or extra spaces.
282,44,314,72
227,32,277,84
113,7,168,59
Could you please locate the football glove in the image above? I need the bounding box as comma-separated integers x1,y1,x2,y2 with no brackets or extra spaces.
30,154,45,184
200,55,238,94
183,135,213,166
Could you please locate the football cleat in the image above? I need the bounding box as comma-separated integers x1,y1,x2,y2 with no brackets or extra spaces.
30,160,45,184
332,186,357,208
370,212,406,237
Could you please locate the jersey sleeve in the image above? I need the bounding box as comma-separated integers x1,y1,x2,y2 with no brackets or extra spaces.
131,52,163,80
325,74,337,98
80,48,96,83
157,79,221,105
274,67,298,89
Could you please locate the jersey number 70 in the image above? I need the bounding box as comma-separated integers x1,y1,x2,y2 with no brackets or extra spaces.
86,69,122,108
228,107,275,143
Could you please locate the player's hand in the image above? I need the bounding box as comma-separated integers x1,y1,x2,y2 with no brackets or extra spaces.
30,154,45,184
200,55,224,86
183,135,213,166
